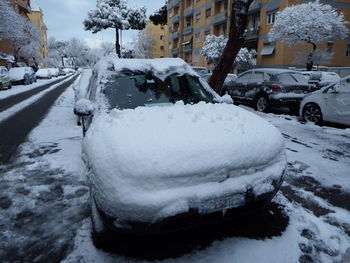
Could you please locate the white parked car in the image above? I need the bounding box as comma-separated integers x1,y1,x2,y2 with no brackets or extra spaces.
35,68,52,79
300,75,350,126
9,67,36,85
302,71,341,90
48,68,59,77
74,56,286,247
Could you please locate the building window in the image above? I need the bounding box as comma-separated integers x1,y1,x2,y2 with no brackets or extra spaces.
194,50,200,62
327,41,333,52
160,35,164,41
205,29,210,36
195,32,200,42
160,46,164,51
346,44,350,57
196,13,201,23
267,11,277,25
206,8,211,18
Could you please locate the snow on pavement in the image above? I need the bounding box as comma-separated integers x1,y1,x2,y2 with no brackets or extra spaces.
0,75,68,100
0,78,350,262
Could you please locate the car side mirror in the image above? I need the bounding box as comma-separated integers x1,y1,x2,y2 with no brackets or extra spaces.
74,99,95,116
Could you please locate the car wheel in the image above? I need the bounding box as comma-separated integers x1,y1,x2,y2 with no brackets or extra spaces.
255,96,269,113
303,104,323,124
90,193,111,249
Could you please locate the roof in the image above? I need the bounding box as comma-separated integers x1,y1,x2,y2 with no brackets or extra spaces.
94,55,199,81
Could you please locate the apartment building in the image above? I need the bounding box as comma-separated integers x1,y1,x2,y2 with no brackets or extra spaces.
142,22,169,59
0,0,32,66
28,7,48,60
166,0,350,69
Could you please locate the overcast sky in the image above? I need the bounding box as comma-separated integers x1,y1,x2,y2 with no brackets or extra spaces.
31,0,165,48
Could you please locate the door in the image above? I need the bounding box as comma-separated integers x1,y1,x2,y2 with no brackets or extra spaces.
324,78,350,125
245,71,265,102
231,72,252,102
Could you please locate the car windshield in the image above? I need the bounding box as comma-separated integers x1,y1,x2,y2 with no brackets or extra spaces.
276,73,308,84
103,73,214,110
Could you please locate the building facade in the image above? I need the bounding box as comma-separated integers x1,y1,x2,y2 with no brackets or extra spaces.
166,0,350,69
0,0,32,66
142,22,169,59
28,7,48,61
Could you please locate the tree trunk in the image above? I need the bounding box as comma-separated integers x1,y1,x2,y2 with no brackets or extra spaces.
306,41,317,71
115,28,121,58
209,0,253,94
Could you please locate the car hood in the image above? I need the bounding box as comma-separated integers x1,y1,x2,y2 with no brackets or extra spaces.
83,103,285,221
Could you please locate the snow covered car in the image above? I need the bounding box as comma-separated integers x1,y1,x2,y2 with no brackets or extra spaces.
9,67,35,85
0,66,12,90
35,68,52,79
300,75,350,126
302,71,341,90
48,68,59,77
223,69,312,114
203,73,238,89
192,66,210,77
74,57,286,246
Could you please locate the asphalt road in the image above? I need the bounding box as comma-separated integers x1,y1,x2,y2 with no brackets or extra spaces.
0,74,79,164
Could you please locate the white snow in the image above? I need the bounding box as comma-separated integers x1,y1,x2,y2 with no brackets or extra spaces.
0,75,67,100
0,74,77,124
83,102,285,222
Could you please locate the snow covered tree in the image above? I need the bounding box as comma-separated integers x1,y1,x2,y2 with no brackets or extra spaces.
100,42,115,56
294,48,334,68
132,30,156,58
209,0,254,93
268,0,348,71
201,35,256,69
0,0,41,64
83,0,147,58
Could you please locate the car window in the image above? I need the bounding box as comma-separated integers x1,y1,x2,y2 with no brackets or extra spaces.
251,72,264,83
102,73,213,110
277,73,307,84
291,73,308,84
236,73,251,84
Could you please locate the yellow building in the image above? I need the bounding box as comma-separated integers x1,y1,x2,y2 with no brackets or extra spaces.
166,0,350,69
142,22,168,58
28,7,48,60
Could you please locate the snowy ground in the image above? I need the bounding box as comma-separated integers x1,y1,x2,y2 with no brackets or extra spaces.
0,75,350,263
0,75,68,100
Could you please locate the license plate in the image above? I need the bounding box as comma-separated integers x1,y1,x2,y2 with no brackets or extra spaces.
189,194,245,214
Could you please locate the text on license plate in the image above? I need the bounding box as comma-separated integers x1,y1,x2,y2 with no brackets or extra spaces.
190,194,245,214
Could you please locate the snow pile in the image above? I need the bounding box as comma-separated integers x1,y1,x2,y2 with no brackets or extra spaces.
83,102,286,222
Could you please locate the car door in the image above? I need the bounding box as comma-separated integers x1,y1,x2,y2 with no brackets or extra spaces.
245,71,265,102
231,72,252,101
324,78,350,125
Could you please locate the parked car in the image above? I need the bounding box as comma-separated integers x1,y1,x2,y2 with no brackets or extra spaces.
36,68,52,79
302,71,341,90
204,73,237,87
0,66,12,90
8,67,36,85
48,68,59,77
58,68,67,76
222,68,312,114
300,75,350,126
74,57,286,247
192,66,210,77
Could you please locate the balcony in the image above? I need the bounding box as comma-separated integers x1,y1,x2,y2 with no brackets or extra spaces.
183,44,193,53
245,27,260,40
173,0,180,8
172,32,179,40
172,15,179,24
248,0,262,14
213,11,227,25
183,25,193,35
184,6,194,17
172,48,179,56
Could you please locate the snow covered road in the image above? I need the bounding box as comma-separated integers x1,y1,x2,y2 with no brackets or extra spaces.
0,79,349,263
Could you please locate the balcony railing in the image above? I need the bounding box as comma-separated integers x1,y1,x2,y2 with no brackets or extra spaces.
172,32,179,40
213,11,227,25
183,44,193,53
183,25,193,35
171,15,179,24
173,0,180,7
184,6,194,17
245,27,260,39
172,48,179,55
248,0,262,13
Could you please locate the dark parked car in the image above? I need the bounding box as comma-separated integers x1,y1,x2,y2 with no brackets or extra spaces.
74,58,285,248
222,69,312,114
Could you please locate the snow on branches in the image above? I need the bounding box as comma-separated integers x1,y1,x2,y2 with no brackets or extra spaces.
268,0,348,46
201,35,256,67
83,0,147,57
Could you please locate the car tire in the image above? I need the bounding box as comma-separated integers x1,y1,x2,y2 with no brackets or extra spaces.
255,96,269,113
303,103,323,124
90,193,111,249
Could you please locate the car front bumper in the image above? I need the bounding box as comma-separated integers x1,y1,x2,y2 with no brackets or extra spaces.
94,170,284,237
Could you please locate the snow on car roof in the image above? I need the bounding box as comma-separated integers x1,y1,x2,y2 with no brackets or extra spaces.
94,55,199,81
248,68,299,74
